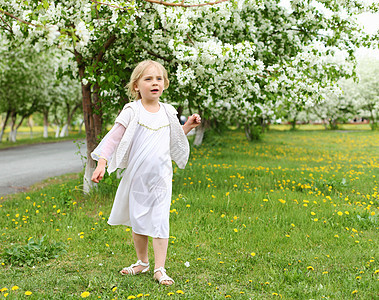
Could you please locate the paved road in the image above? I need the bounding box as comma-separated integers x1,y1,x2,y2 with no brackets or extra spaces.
0,140,85,196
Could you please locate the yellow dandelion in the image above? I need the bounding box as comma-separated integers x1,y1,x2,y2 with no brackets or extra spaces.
374,270,379,274
251,252,256,257
167,292,174,296
25,291,32,296
26,196,30,200
0,288,8,292
334,235,339,238
219,261,224,264
234,228,238,232
278,199,286,204
263,198,268,202
352,290,358,294
221,214,225,218
314,218,318,222
112,287,117,292
225,192,230,196
126,228,131,232
176,290,184,294
11,286,19,291
307,266,314,271
127,296,136,299
337,211,343,216
80,291,90,298
311,212,316,215
137,294,144,298
186,204,190,207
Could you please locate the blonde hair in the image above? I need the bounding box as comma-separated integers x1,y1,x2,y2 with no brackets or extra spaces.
127,60,170,100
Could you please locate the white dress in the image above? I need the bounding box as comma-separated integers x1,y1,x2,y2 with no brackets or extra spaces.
94,100,172,238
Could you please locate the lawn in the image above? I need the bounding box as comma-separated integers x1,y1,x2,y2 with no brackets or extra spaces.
0,128,378,299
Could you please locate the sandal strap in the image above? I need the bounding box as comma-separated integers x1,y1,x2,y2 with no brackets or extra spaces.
154,267,174,284
154,266,166,274
120,260,149,275
134,260,149,267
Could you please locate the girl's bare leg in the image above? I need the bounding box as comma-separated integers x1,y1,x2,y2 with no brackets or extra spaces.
153,237,172,285
120,231,149,274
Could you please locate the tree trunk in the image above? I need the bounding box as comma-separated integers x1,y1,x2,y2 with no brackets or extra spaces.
244,123,261,141
55,125,60,138
9,111,17,142
244,124,252,142
92,83,103,139
290,116,297,131
0,110,11,142
28,116,34,138
59,124,69,137
43,111,49,138
81,80,97,193
78,119,84,134
193,121,206,146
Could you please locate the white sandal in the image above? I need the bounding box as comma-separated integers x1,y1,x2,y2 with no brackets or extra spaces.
120,260,149,275
154,267,174,285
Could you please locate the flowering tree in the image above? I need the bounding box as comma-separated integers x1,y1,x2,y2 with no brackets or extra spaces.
1,0,378,190
341,58,379,130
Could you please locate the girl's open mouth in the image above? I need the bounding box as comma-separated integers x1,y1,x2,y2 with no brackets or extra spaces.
151,89,159,92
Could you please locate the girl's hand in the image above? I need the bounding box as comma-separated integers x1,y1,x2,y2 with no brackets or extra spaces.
182,114,201,135
91,160,106,183
186,114,201,129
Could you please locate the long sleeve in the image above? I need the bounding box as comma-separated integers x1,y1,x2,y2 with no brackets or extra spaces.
91,123,126,163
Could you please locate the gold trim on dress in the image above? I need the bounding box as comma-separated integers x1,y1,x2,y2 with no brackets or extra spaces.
138,122,170,131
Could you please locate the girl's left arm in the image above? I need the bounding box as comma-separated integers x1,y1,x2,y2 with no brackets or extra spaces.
182,114,201,135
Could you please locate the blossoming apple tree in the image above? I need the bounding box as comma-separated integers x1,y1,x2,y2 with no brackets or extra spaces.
1,0,377,191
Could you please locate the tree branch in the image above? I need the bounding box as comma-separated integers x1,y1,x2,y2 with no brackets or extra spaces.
145,0,230,7
89,0,230,9
0,13,13,33
93,34,117,67
90,0,133,11
0,8,43,28
143,48,172,62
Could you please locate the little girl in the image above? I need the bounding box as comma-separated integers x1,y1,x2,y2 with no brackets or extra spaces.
91,60,201,286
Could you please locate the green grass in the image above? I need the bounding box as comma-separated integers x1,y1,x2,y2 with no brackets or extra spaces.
0,130,86,150
0,129,378,299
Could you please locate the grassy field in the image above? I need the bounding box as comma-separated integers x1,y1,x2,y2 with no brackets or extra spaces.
0,126,85,150
0,128,378,299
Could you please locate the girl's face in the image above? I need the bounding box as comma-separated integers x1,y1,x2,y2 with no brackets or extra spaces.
134,65,165,102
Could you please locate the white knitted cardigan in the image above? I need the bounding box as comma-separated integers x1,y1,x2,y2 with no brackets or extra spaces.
105,101,190,174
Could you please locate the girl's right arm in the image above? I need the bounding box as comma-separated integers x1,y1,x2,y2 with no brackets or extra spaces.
91,123,126,183
91,158,107,183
